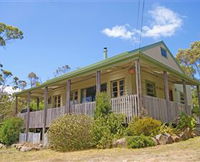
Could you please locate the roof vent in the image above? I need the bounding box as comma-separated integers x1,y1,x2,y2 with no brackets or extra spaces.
104,47,108,59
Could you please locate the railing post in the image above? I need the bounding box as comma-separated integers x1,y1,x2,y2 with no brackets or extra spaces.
42,87,48,142
163,71,170,122
25,92,31,142
65,79,71,114
182,80,188,113
135,59,142,116
96,70,101,94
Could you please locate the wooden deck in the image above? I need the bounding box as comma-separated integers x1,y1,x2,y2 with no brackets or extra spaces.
18,94,191,128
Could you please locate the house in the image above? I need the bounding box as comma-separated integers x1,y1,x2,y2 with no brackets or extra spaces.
15,41,200,141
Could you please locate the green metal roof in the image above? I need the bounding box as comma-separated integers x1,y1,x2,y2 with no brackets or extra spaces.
15,41,200,96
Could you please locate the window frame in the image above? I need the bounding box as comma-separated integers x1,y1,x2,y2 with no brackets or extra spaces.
70,90,78,104
145,80,156,97
53,95,61,108
160,47,168,58
180,92,185,104
111,79,125,98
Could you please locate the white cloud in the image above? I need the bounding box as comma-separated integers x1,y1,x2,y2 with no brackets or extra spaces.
102,25,136,40
102,6,183,41
0,86,21,95
142,6,182,38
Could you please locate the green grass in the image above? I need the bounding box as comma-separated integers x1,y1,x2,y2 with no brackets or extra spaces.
1,137,200,162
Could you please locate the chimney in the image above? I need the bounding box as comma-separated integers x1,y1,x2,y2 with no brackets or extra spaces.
104,47,108,59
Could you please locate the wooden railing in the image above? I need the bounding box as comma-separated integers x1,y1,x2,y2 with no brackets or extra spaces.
111,95,138,122
18,95,138,128
18,94,191,128
143,95,191,123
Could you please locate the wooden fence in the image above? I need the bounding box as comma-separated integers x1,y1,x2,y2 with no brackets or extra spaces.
18,94,191,128
143,95,191,123
19,132,41,144
111,95,138,122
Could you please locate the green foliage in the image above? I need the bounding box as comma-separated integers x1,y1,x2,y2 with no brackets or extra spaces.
176,41,200,79
158,124,176,135
127,117,162,136
0,96,26,120
94,92,112,119
0,22,23,46
127,135,155,148
30,100,44,111
91,113,125,149
48,114,94,152
177,112,197,131
0,117,23,145
192,106,200,116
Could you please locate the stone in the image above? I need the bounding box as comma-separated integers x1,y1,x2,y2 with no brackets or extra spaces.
155,133,173,145
15,144,23,150
15,143,42,152
20,146,32,152
112,138,127,148
0,143,6,149
171,135,181,142
179,128,192,140
151,137,158,145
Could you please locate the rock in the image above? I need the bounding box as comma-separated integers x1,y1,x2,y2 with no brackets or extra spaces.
112,138,127,148
191,132,197,138
20,146,32,152
15,143,43,152
179,128,192,140
15,144,23,150
0,143,6,149
171,135,181,142
151,137,158,145
155,133,173,145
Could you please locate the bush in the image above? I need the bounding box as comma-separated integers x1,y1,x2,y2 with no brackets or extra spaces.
91,113,125,149
177,112,197,131
127,117,162,136
94,92,112,119
48,114,94,152
127,135,156,148
192,106,200,116
158,124,176,135
0,117,23,145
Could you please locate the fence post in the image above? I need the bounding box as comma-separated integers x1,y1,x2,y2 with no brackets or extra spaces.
25,92,31,142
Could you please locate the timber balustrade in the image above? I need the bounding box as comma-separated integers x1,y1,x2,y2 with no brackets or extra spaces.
18,94,191,128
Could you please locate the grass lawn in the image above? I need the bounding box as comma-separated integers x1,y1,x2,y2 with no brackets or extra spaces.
1,137,200,162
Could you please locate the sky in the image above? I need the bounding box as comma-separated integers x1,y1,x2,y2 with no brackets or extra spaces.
0,0,200,88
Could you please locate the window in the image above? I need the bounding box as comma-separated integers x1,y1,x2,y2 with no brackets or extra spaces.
101,83,107,92
54,95,61,107
80,83,107,103
160,47,167,58
81,86,96,103
70,90,78,104
146,81,156,97
111,79,125,98
48,96,52,104
169,90,173,101
180,92,185,104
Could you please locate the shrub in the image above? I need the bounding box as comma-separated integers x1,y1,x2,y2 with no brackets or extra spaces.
127,135,156,148
0,117,23,145
177,112,197,131
127,117,162,136
91,113,125,149
94,92,112,119
158,124,176,135
48,114,94,152
192,106,200,116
